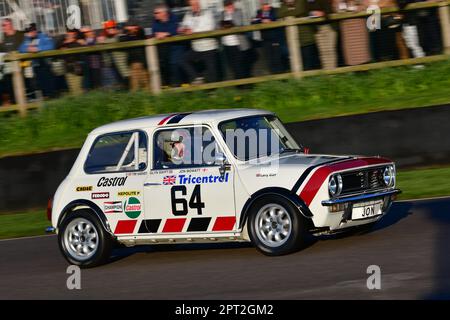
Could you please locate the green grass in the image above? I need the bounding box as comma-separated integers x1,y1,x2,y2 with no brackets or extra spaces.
1,60,450,157
396,166,450,200
1,166,450,239
0,210,49,240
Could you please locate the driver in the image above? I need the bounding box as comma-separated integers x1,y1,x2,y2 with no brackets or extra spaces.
170,136,185,163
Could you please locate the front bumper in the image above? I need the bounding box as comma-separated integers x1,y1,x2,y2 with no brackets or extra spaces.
315,188,401,230
321,189,401,206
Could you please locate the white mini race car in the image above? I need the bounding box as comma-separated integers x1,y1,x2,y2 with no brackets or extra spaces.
49,109,400,267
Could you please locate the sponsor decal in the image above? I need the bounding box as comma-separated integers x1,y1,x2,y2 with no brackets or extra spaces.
76,186,93,192
163,175,177,185
104,201,122,214
91,192,109,200
256,173,277,178
179,168,208,174
178,173,229,185
97,176,127,187
151,169,173,175
118,191,141,197
126,172,147,176
124,197,142,219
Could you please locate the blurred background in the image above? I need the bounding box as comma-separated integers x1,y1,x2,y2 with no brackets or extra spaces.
0,0,446,104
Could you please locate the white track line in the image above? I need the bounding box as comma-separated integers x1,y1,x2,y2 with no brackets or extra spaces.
0,234,56,242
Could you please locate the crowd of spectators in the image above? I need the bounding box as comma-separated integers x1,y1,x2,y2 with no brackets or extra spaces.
0,0,445,106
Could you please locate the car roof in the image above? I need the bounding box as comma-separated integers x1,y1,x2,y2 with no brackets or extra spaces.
89,108,274,135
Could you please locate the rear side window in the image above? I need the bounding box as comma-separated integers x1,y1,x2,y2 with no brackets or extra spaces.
84,131,147,174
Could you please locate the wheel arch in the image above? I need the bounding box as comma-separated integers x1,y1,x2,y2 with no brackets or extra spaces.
238,187,314,230
57,199,113,236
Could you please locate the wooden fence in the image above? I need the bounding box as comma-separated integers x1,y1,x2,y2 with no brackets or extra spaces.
3,0,450,117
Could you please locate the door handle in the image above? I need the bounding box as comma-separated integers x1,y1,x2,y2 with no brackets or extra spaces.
144,183,161,187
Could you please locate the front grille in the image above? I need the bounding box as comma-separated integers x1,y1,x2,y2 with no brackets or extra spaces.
341,166,386,196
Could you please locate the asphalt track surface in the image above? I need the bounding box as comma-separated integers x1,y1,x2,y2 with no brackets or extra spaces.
1,197,450,300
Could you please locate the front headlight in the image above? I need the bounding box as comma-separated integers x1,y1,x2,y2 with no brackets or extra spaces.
329,174,343,197
383,165,395,187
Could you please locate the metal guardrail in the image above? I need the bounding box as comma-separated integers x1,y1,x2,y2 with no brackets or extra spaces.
2,0,450,116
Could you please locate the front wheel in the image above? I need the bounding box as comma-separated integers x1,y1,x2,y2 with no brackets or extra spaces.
58,210,114,268
248,196,308,256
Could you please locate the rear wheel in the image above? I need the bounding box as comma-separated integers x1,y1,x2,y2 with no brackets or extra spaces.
58,210,114,268
248,196,308,256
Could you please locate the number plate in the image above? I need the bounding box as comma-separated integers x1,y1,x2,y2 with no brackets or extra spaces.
352,201,382,220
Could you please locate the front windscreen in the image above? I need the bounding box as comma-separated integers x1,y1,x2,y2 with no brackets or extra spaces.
219,115,300,161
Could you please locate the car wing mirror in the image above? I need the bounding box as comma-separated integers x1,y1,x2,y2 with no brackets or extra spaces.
216,153,231,176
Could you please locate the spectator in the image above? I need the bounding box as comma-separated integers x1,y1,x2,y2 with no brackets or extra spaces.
19,23,56,98
0,18,25,105
0,52,7,106
81,27,102,90
121,21,149,91
415,1,442,56
97,20,127,89
333,0,371,66
278,0,320,71
179,0,219,84
152,3,185,86
58,28,85,95
305,0,338,70
397,0,425,59
369,0,406,61
253,0,285,74
220,0,251,79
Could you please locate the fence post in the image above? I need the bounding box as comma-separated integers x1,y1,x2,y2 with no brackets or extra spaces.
439,3,450,55
285,16,303,78
145,40,162,94
11,57,27,117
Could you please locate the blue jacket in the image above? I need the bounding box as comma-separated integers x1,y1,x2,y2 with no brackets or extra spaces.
19,32,55,53
152,13,179,36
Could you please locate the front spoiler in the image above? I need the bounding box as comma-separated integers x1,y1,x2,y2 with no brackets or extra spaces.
321,189,401,206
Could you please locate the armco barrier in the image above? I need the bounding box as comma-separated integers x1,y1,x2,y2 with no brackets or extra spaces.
1,104,449,213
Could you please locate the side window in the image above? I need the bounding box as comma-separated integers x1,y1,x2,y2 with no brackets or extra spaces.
153,126,221,170
85,131,147,174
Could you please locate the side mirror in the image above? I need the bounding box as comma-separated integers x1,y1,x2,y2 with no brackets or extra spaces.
215,152,227,165
216,153,231,176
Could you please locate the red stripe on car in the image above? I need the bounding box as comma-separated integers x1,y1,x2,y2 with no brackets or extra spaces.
158,114,176,125
162,218,186,232
299,157,392,207
114,220,137,234
212,216,236,231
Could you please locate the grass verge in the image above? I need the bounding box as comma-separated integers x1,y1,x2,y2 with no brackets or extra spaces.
1,60,450,157
1,166,450,240
0,210,49,240
396,166,450,200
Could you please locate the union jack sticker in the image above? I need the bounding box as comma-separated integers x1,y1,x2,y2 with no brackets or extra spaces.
163,175,176,185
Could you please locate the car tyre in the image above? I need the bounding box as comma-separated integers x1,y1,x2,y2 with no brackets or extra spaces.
58,209,114,268
248,196,308,256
